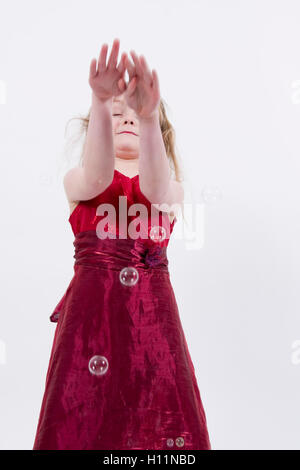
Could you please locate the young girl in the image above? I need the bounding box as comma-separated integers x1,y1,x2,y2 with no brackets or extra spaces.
33,38,211,450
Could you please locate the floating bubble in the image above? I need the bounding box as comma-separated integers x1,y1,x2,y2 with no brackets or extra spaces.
119,267,139,286
201,185,222,204
149,225,166,242
175,436,185,447
88,355,109,376
166,438,174,447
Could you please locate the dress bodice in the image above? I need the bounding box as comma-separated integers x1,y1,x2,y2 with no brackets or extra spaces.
68,169,177,247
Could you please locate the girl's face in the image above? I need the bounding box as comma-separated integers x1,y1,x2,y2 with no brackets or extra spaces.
112,94,139,160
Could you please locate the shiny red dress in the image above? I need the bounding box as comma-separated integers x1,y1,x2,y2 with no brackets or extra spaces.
33,169,211,450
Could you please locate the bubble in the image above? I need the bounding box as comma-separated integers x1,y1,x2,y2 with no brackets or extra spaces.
201,186,222,204
149,225,166,242
175,436,185,447
88,355,109,376
166,438,174,447
119,267,139,286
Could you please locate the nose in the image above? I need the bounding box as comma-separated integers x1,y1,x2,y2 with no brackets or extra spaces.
123,118,135,125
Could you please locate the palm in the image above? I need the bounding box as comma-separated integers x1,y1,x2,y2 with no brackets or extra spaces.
93,67,125,100
124,78,151,117
123,51,160,119
89,39,127,102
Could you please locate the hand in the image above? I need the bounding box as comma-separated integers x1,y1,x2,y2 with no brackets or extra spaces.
89,38,128,103
123,50,161,120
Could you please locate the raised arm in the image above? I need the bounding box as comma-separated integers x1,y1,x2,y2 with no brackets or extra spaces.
63,39,128,203
123,51,184,213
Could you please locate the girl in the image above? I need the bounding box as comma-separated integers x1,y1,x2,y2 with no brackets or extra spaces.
33,38,211,450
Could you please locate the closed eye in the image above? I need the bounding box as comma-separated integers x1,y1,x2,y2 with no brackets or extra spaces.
113,113,139,119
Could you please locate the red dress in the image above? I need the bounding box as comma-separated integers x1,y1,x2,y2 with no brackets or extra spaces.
33,169,211,450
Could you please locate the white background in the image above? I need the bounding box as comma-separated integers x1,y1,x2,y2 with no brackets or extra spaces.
0,0,299,450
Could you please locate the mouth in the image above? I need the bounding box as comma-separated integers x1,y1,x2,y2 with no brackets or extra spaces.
118,131,138,136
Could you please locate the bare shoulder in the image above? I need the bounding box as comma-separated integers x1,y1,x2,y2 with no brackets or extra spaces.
68,199,80,216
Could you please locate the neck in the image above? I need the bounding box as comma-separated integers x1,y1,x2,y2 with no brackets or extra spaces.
115,157,139,171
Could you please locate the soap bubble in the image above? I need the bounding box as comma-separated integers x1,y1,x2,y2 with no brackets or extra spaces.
175,436,185,447
166,438,174,447
119,267,139,286
149,225,166,242
201,186,222,204
88,355,109,376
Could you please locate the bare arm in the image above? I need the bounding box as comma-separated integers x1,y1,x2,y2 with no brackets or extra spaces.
63,39,128,203
63,93,115,202
81,93,115,186
123,51,184,215
139,111,184,212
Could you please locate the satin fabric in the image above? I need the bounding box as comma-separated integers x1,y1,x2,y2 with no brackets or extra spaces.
33,170,211,450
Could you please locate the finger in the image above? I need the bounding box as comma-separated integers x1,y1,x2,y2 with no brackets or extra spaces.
126,76,137,97
89,58,97,78
117,52,127,76
130,50,144,77
152,69,160,97
107,38,120,69
139,55,152,86
125,55,135,81
98,44,108,72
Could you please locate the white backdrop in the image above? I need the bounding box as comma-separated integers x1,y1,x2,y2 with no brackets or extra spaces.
0,0,299,450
